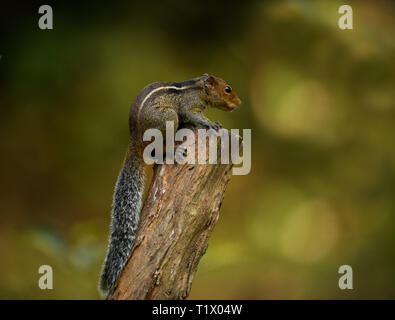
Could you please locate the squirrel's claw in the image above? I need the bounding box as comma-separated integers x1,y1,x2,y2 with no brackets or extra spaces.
207,121,222,131
175,145,188,162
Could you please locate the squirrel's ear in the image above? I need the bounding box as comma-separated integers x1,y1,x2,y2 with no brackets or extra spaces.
203,74,217,88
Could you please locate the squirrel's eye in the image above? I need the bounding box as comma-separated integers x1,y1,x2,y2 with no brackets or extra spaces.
224,86,232,93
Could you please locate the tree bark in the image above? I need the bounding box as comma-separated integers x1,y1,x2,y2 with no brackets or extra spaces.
108,128,238,300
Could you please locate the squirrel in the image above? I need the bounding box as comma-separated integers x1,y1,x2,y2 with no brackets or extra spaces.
98,74,241,297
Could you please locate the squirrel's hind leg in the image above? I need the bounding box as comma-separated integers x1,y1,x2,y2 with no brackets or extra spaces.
140,106,179,163
140,106,179,136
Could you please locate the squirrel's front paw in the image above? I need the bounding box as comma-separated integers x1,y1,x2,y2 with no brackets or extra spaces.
207,121,222,131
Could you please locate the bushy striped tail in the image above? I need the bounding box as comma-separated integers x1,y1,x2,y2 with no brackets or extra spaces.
98,149,144,298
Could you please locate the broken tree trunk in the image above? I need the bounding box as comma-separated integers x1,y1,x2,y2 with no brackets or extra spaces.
108,128,238,300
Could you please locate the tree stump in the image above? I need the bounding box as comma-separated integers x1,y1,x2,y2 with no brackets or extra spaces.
109,128,238,300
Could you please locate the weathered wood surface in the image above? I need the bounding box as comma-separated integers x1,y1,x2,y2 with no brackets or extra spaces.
109,129,237,300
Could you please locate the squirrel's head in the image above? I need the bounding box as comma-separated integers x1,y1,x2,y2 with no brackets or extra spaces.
203,74,241,111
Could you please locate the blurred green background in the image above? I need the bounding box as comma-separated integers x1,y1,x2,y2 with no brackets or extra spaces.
1,0,394,299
